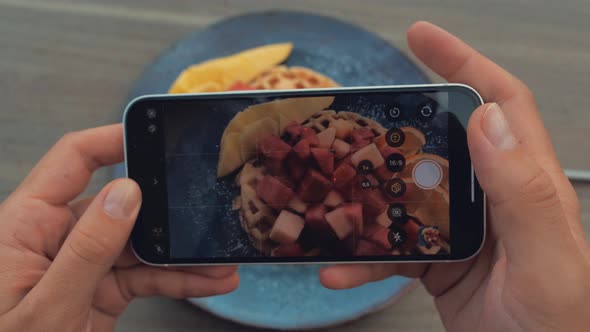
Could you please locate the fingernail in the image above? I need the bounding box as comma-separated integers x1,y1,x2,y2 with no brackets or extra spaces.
104,180,139,219
482,103,516,150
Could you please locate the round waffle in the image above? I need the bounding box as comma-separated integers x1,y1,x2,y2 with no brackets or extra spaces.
235,110,389,255
249,66,339,90
302,110,387,136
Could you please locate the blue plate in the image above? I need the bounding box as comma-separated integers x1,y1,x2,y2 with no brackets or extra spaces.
114,11,429,331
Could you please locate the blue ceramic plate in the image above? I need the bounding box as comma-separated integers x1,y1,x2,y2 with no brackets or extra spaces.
114,11,430,330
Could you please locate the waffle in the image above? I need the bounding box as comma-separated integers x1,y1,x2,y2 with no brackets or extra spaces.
302,110,388,136
235,111,389,255
235,161,277,255
249,66,339,90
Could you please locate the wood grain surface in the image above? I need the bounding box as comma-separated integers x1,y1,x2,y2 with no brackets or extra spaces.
1,1,589,331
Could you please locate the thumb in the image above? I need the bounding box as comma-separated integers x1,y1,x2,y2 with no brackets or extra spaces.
32,178,141,307
467,103,575,267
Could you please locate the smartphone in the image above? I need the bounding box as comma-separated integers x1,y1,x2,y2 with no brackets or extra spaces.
124,84,485,265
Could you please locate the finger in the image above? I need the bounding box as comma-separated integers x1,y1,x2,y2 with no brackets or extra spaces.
15,124,123,205
30,179,141,307
407,21,527,103
114,266,239,300
407,22,572,199
408,21,582,248
113,243,238,278
467,103,579,267
70,195,95,219
172,265,238,279
319,263,427,290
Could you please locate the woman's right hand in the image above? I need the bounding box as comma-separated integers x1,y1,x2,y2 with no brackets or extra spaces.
320,21,590,331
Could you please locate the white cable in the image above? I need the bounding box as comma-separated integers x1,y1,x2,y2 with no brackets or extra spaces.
564,169,590,182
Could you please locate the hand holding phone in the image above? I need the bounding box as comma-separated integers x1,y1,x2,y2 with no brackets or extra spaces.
319,21,590,332
124,84,485,265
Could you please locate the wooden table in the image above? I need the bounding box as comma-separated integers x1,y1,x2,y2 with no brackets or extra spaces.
1,1,588,331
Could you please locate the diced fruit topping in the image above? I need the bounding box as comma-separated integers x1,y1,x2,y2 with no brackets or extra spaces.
269,210,305,244
374,164,394,182
324,203,363,240
284,121,303,143
311,148,334,175
316,127,336,148
271,244,306,257
362,189,388,218
298,169,332,203
376,210,392,228
332,139,350,159
287,196,308,214
351,143,385,169
350,139,371,153
330,118,354,139
228,81,256,91
257,135,292,161
305,204,330,232
366,226,392,250
293,139,312,160
351,127,375,143
378,145,402,160
355,239,389,256
323,190,344,208
256,175,295,210
332,163,357,191
263,158,283,175
286,154,307,183
301,127,320,146
233,110,449,257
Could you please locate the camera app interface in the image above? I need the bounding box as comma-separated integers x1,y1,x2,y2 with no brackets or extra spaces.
163,93,450,259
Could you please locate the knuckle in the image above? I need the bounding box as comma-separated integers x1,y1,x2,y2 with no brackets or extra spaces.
67,226,112,266
58,131,83,149
514,78,536,104
518,168,560,210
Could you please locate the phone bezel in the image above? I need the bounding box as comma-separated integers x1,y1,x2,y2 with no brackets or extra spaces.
124,84,485,266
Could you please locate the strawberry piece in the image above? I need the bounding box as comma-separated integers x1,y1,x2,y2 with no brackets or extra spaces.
256,175,295,211
333,163,357,191
311,147,334,175
293,139,312,160
284,122,304,144
257,135,292,161
263,158,283,175
286,154,307,183
228,81,255,91
301,127,319,146
298,169,332,203
374,164,394,182
366,226,392,250
378,145,402,160
305,204,331,233
355,239,389,256
352,127,375,143
350,139,371,153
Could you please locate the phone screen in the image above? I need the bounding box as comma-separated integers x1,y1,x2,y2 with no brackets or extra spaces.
125,86,485,264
